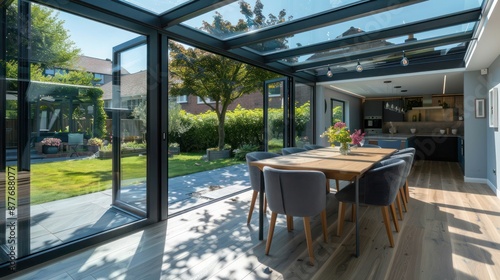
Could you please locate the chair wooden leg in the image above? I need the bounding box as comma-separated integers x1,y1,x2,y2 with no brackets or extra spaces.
395,192,404,220
264,194,267,213
265,212,278,255
335,179,340,191
381,206,395,247
337,201,347,236
247,190,258,224
287,215,294,231
303,217,315,266
405,180,410,203
399,188,408,212
321,210,328,243
389,203,400,232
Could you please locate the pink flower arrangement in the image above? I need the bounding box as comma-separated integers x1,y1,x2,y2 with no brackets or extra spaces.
321,122,365,146
41,137,62,147
350,129,366,146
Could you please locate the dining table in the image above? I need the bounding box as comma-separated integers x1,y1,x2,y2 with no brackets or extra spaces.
250,146,397,257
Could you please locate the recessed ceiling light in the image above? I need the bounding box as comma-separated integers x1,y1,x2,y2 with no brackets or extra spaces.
401,90,408,92
383,80,392,83
394,86,401,88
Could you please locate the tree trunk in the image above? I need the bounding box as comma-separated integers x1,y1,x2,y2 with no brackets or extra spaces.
217,118,225,150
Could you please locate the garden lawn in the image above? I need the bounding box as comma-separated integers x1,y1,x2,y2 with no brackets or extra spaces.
30,153,243,204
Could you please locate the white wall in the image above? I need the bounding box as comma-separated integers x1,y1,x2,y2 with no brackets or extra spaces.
315,86,362,146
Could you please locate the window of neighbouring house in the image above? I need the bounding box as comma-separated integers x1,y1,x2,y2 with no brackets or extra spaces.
177,95,187,103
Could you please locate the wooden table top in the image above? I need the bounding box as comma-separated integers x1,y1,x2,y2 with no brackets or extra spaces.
250,147,397,180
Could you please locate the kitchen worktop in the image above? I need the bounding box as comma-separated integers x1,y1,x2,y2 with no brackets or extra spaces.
364,133,462,140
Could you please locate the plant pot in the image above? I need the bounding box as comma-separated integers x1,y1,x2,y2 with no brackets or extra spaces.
206,149,231,161
88,145,99,153
169,146,180,155
42,145,59,154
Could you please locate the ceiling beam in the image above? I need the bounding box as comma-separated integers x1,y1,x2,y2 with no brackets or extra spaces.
316,53,465,83
224,0,424,49
292,32,473,72
263,9,481,62
161,0,237,28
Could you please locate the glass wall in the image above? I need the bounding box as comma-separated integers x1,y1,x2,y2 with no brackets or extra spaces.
0,1,148,268
294,82,314,147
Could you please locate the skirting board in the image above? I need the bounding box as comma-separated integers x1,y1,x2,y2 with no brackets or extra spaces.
464,176,499,197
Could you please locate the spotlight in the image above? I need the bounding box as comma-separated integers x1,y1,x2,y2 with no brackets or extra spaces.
327,67,333,77
356,60,363,72
401,51,409,66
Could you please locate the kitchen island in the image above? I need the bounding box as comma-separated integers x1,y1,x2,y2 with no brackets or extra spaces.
364,133,462,162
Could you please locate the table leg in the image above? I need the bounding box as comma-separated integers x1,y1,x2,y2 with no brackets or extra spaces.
355,175,360,257
259,170,264,240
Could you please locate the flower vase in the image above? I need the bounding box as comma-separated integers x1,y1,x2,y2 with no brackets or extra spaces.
339,142,350,155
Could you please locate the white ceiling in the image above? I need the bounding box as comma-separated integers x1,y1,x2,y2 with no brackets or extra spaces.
321,0,500,99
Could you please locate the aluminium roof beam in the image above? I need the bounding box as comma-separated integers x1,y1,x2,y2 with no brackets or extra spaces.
224,0,424,49
161,0,237,28
263,9,481,63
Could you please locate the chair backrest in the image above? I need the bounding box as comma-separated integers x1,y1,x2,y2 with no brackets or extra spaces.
303,144,324,150
281,147,307,155
394,147,416,165
359,158,406,206
246,152,280,192
391,152,414,179
67,133,84,145
263,166,326,217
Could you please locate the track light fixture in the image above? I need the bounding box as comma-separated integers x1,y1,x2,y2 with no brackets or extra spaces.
400,51,409,66
356,60,363,72
327,66,333,77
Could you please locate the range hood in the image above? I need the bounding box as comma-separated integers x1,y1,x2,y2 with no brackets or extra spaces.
412,95,442,109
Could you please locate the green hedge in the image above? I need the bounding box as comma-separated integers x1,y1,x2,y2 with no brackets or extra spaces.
169,103,310,153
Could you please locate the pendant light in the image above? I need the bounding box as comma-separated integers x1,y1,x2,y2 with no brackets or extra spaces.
356,60,363,72
400,51,409,66
327,66,333,77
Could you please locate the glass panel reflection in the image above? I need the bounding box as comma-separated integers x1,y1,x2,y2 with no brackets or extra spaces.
246,0,481,54
282,23,476,65
183,0,362,39
0,2,146,265
120,0,192,15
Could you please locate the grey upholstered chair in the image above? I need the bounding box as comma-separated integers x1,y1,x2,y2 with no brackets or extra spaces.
263,166,328,266
335,158,406,247
304,144,325,150
245,152,280,224
393,147,416,202
281,147,307,155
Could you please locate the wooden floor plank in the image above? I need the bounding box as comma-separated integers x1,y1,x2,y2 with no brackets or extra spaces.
10,161,500,280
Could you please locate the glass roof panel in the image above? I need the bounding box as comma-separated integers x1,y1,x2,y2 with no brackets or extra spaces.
246,0,481,54
119,0,192,15
282,22,476,65
311,41,469,76
181,0,363,39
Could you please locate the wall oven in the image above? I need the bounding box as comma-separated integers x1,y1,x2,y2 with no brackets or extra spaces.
364,116,382,134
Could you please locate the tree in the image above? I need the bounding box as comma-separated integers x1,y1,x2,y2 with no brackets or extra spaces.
6,3,80,68
169,0,289,150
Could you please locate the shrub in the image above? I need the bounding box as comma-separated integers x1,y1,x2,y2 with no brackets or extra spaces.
233,144,260,161
87,137,103,146
41,137,62,147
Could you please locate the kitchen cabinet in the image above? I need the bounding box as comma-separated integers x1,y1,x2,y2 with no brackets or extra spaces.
458,137,464,173
363,100,383,117
411,136,458,162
